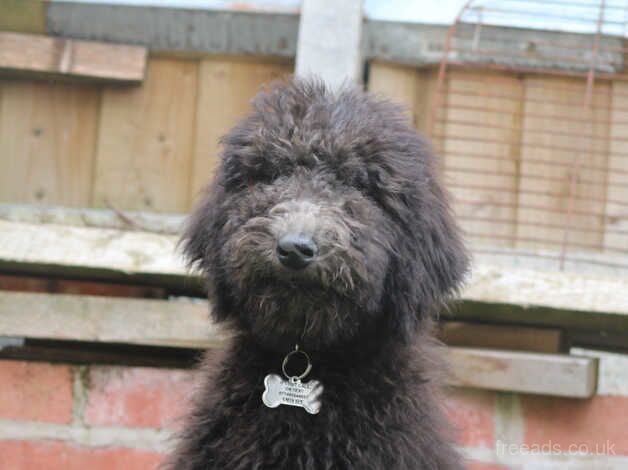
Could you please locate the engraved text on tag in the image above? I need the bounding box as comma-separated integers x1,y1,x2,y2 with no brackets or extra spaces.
262,374,323,414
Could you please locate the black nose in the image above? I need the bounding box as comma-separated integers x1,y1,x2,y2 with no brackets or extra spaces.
277,234,318,269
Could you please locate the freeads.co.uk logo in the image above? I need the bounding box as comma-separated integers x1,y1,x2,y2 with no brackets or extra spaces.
496,439,617,456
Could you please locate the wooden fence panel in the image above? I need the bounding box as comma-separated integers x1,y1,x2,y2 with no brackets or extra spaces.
516,77,611,252
190,58,291,200
92,58,198,212
0,56,625,262
368,62,418,125
605,82,628,255
0,80,99,206
438,71,524,248
368,62,437,135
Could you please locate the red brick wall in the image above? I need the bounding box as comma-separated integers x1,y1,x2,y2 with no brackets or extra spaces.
1,358,627,470
0,360,193,470
445,383,628,469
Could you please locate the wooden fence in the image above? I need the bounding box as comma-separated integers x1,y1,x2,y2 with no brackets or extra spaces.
0,56,291,212
2,56,627,272
1,4,627,400
369,64,628,265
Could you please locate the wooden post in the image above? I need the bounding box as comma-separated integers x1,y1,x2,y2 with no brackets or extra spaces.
295,0,363,88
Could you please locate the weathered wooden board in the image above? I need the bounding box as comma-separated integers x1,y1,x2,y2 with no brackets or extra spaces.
0,220,187,285
93,58,198,212
0,32,147,83
414,69,439,137
572,347,628,396
605,81,628,255
0,80,99,206
367,62,437,135
0,203,185,235
191,58,291,199
0,290,598,397
1,219,628,326
45,2,626,73
464,263,628,321
368,62,418,124
0,291,224,349
439,70,524,249
0,273,165,299
0,0,47,34
516,77,611,252
440,322,563,353
448,347,597,397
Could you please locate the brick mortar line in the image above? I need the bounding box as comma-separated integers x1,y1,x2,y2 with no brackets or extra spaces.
494,392,524,448
71,365,89,427
1,421,625,465
461,446,628,468
0,420,173,453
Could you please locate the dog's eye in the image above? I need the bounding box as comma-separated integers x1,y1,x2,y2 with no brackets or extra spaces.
346,169,369,192
245,176,255,190
240,170,277,191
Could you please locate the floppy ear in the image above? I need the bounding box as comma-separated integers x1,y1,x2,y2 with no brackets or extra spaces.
180,178,234,322
414,179,469,309
382,177,468,341
376,129,469,341
181,184,218,271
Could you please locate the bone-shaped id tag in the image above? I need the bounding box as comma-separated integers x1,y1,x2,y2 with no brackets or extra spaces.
262,345,323,414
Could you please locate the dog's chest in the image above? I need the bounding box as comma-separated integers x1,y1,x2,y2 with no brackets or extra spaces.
211,382,418,470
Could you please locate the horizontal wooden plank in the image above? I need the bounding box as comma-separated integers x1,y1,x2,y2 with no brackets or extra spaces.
0,338,199,369
0,291,225,349
0,290,598,397
45,3,625,73
0,32,147,83
439,322,564,353
468,261,628,316
0,219,188,286
0,203,184,234
459,264,628,332
571,347,628,396
1,218,628,331
0,273,166,299
447,347,598,398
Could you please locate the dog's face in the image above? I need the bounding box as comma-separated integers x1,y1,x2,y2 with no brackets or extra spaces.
183,80,468,351
210,167,392,350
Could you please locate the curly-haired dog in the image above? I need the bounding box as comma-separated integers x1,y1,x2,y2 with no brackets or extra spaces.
165,79,469,470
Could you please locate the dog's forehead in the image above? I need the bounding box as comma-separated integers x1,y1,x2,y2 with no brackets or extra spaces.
221,82,426,190
256,111,385,165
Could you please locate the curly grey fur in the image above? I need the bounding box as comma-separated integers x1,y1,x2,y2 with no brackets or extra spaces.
164,78,470,470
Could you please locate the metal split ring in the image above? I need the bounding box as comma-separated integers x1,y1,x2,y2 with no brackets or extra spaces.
281,345,312,381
